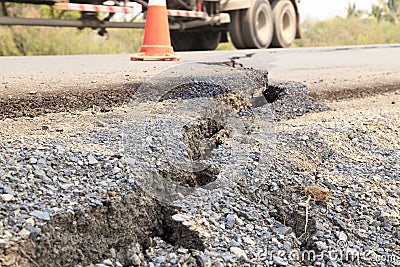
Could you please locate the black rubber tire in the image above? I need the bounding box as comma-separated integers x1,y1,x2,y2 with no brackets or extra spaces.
170,30,221,51
241,0,274,49
228,10,246,49
170,31,196,51
271,0,296,48
193,31,221,51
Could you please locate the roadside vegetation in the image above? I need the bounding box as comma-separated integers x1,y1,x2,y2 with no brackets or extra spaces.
293,16,400,48
0,4,144,55
0,26,143,55
293,0,400,47
0,0,399,55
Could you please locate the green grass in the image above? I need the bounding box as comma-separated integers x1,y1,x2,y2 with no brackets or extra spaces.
0,26,144,56
293,16,400,47
1,13,400,56
216,40,235,50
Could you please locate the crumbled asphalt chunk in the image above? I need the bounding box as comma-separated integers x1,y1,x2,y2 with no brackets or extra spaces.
0,194,14,202
87,154,99,165
171,214,190,222
273,226,292,235
2,187,14,195
30,210,51,221
332,216,348,230
225,214,236,229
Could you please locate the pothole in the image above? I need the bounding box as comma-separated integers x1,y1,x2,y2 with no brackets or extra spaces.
157,118,225,188
285,210,317,250
182,118,228,160
159,164,220,188
270,204,318,251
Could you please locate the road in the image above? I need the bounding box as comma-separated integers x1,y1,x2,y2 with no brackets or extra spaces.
0,44,400,118
0,45,399,266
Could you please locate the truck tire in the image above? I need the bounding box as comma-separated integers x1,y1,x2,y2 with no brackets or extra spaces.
194,31,221,51
271,0,296,48
241,0,274,49
228,10,246,49
170,31,196,51
170,30,221,51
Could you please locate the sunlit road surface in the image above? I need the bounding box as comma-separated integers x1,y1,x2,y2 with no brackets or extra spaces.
1,44,400,98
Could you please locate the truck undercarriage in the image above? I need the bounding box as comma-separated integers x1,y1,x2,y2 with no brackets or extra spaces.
0,0,301,51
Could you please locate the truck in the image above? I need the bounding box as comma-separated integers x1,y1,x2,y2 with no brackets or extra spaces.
0,0,301,51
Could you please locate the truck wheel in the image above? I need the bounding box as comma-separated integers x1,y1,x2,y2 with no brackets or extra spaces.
271,0,296,48
171,30,221,51
228,10,246,49
170,31,195,51
194,31,221,51
241,0,274,49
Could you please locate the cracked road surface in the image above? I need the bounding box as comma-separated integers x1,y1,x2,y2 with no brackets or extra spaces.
1,44,400,119
0,45,399,267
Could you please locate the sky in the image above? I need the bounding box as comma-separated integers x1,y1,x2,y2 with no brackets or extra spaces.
298,0,380,21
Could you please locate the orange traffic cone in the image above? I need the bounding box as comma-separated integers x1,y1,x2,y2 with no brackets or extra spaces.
131,0,180,61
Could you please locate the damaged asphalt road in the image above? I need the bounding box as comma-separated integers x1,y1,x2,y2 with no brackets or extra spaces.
0,47,399,266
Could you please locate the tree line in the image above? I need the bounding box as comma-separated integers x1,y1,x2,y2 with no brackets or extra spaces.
348,0,400,22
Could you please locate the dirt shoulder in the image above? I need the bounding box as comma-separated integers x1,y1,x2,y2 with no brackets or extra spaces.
0,86,398,267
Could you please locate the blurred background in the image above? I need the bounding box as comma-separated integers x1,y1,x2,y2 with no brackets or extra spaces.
0,0,399,56
299,0,379,21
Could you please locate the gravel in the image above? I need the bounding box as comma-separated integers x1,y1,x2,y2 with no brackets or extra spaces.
265,80,330,121
0,64,399,267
